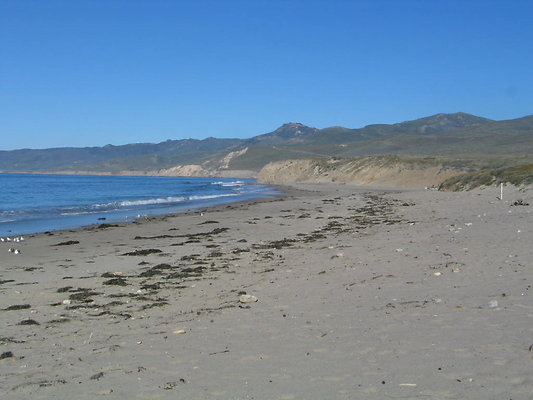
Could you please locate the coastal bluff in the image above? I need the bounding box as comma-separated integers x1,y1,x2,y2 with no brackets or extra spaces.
256,156,466,188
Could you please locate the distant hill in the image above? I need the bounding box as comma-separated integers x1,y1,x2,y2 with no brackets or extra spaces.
229,113,531,170
310,112,493,143
1,112,532,174
0,138,242,172
245,123,319,145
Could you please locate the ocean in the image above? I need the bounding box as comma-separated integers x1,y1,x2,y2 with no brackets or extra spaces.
0,174,277,236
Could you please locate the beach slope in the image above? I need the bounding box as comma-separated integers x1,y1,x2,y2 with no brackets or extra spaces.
1,184,531,399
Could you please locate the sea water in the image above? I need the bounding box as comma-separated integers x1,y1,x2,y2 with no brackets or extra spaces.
0,174,277,236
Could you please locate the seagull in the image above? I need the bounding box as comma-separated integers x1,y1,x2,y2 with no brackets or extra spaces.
14,249,21,255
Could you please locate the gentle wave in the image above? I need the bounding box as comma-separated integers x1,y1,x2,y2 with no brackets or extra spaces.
211,181,244,187
117,196,187,207
0,174,278,236
2,193,241,219
189,193,237,200
60,210,107,216
95,193,239,208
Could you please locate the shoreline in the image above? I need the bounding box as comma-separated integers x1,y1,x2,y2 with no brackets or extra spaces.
0,169,258,179
1,183,531,399
0,175,279,237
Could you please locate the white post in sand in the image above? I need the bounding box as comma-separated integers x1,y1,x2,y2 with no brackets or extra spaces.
500,182,503,200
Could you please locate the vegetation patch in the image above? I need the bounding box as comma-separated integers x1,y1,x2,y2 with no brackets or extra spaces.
439,163,533,191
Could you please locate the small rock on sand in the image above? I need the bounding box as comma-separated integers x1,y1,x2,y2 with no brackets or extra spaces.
239,294,258,303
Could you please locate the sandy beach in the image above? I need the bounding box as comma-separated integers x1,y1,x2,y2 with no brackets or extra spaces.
1,183,531,399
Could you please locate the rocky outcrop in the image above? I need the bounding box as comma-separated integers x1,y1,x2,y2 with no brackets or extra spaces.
257,156,467,188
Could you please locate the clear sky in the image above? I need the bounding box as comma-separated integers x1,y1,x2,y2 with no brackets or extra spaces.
1,0,532,150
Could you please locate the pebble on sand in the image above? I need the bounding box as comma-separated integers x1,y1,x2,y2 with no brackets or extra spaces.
239,294,258,303
488,300,499,308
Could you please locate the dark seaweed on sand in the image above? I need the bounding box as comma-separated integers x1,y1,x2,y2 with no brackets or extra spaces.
52,240,80,246
139,263,174,277
135,227,229,240
4,304,31,311
0,351,14,359
18,319,40,325
103,278,129,286
68,288,101,302
122,248,163,256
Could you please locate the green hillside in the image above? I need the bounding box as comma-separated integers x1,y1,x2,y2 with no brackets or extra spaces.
1,112,532,173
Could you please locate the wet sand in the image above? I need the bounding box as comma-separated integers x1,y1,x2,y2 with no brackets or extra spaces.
1,183,532,399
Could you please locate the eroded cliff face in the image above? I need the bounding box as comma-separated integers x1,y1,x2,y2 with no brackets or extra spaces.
145,164,256,178
257,156,465,188
143,147,255,178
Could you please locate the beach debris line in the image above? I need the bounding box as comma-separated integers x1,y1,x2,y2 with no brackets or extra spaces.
135,227,229,240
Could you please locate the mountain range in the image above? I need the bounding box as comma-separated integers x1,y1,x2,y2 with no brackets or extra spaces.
1,112,532,174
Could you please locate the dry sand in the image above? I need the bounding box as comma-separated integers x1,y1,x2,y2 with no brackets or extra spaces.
0,183,531,399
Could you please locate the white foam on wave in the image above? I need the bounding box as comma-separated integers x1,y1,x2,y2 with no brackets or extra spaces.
118,196,187,206
211,181,245,187
92,193,239,209
60,210,102,216
188,193,237,200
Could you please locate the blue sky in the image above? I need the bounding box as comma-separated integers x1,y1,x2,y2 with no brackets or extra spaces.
1,0,532,150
